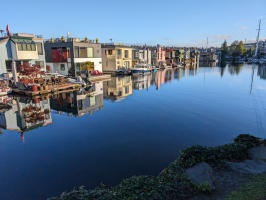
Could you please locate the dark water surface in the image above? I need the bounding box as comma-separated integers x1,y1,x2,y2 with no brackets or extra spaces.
0,64,266,199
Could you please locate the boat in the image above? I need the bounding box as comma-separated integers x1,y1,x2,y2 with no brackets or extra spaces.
115,69,131,76
131,61,152,75
66,76,90,87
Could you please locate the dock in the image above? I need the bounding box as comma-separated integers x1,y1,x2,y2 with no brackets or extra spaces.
12,83,81,97
89,74,111,82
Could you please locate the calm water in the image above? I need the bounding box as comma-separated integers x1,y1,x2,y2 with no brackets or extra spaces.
0,64,266,200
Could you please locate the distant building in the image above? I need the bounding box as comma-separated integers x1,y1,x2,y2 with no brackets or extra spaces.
0,33,46,76
156,44,166,66
164,48,176,66
175,49,184,62
132,48,151,66
199,51,217,62
101,43,132,72
44,37,102,77
245,40,266,55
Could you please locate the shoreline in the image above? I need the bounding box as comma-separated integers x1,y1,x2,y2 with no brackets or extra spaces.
49,134,266,200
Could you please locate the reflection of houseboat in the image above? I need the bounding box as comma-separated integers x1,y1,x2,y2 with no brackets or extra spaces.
103,76,132,102
132,74,151,90
50,82,104,116
0,78,12,96
0,96,52,138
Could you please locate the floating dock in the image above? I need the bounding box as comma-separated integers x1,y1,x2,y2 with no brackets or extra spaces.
12,83,81,97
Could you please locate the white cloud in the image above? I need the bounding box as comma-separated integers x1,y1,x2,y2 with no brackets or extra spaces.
240,26,249,30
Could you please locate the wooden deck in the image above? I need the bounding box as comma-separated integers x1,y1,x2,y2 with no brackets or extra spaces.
12,83,81,97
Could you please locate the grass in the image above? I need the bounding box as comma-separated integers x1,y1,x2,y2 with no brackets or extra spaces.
225,173,266,200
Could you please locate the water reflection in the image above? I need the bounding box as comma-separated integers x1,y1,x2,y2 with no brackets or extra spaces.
0,64,266,200
258,65,266,79
50,82,104,116
132,74,151,90
103,76,132,101
0,95,52,141
228,63,244,75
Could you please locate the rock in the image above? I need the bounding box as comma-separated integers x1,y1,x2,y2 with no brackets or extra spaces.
250,146,266,161
227,159,266,174
185,162,213,188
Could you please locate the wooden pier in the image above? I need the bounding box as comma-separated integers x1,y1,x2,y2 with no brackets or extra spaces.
12,83,81,97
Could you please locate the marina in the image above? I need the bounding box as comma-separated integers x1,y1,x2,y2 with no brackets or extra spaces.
0,64,265,199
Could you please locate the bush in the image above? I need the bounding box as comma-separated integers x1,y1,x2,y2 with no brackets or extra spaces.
234,134,261,148
178,143,250,169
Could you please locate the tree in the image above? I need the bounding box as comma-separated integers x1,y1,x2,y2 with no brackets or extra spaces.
230,40,239,53
238,41,246,56
221,40,229,58
80,61,94,71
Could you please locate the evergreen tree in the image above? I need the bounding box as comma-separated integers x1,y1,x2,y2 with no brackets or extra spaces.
221,40,229,58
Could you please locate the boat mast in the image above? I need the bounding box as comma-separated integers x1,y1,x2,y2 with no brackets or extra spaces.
254,19,261,57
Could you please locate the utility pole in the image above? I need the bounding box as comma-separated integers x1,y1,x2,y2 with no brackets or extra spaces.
206,37,208,52
254,19,261,57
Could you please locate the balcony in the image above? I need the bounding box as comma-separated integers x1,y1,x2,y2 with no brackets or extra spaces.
107,55,116,59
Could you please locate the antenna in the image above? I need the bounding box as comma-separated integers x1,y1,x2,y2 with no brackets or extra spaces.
206,37,208,51
254,19,261,57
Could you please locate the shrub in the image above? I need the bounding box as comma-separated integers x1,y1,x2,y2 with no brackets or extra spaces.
234,134,261,148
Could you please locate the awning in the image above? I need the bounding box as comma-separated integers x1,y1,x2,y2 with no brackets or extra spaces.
10,36,35,44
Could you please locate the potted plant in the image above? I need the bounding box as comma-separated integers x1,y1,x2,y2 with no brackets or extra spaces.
18,63,46,91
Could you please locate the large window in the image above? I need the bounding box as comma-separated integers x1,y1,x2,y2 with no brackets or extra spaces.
75,47,94,58
74,47,79,58
18,43,36,51
80,47,87,58
124,50,128,58
87,48,93,58
36,42,43,55
5,60,12,72
108,50,113,55
60,64,65,71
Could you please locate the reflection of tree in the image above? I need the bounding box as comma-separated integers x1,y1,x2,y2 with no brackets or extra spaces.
258,65,266,80
228,64,243,75
220,67,226,78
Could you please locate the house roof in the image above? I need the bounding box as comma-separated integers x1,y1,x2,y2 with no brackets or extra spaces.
0,37,9,44
10,36,35,44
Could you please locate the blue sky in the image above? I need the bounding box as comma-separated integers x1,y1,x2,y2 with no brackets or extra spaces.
1,0,266,47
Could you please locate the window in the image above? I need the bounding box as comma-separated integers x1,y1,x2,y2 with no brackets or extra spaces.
106,61,108,67
80,47,87,58
36,43,43,55
22,44,26,51
31,44,36,51
125,86,129,94
18,44,22,51
17,43,35,51
97,50,99,53
60,64,65,71
124,50,128,58
108,50,112,55
74,47,79,58
87,48,93,57
35,61,44,67
5,60,12,72
26,44,32,51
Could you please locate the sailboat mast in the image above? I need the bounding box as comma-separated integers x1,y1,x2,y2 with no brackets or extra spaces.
254,19,261,57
